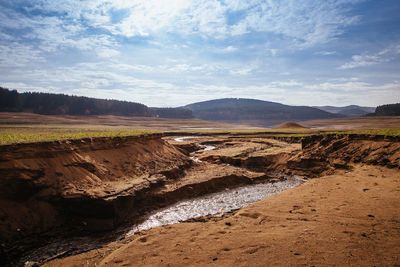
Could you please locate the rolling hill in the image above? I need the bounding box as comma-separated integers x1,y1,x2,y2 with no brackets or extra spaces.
313,105,375,117
184,98,344,127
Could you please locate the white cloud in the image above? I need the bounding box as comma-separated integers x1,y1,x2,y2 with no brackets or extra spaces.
0,43,45,67
339,55,387,69
1,0,398,108
339,44,400,69
269,80,304,87
315,51,337,56
96,48,120,58
17,0,360,47
222,1,360,47
0,3,117,59
221,46,238,53
229,67,253,76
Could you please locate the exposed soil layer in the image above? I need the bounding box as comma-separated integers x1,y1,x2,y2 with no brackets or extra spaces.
1,132,399,266
1,134,196,264
0,134,287,265
49,133,400,266
300,134,400,169
50,165,400,266
0,134,193,239
196,134,400,178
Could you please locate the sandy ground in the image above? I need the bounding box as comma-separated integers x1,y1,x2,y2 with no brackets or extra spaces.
301,116,400,129
0,112,251,131
1,112,400,134
48,164,400,266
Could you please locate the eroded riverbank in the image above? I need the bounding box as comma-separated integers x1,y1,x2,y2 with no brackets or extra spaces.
19,177,304,266
50,165,400,267
1,134,304,265
1,133,399,266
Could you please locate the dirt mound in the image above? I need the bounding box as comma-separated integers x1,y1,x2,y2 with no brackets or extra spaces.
0,134,192,244
274,121,308,128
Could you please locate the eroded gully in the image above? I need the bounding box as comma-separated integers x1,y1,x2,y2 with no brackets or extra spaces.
20,136,305,266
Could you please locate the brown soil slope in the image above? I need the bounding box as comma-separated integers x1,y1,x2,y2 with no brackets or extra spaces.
197,134,399,178
0,134,191,242
297,134,400,169
2,133,400,265
47,134,400,266
2,134,285,265
49,165,400,266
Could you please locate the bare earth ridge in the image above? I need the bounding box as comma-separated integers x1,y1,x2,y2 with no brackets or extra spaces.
49,165,400,266
47,134,400,266
1,131,399,266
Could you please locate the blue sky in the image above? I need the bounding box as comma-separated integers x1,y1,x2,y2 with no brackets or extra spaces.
0,0,399,107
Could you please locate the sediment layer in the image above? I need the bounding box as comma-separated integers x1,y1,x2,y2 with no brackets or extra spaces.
0,134,191,242
1,132,399,266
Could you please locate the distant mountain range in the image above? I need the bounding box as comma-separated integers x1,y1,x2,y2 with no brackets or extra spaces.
3,87,395,127
183,98,344,127
313,105,375,117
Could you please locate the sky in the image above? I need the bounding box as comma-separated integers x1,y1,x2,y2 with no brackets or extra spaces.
0,0,399,107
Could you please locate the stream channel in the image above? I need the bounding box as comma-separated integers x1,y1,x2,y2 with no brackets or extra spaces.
19,136,305,266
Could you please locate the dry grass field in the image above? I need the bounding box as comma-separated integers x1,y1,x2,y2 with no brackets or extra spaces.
301,116,400,129
1,112,400,145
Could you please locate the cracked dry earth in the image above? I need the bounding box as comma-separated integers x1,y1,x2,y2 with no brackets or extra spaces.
47,134,400,267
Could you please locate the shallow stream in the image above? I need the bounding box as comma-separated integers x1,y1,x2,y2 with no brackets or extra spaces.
126,178,304,236
19,136,305,265
174,136,215,162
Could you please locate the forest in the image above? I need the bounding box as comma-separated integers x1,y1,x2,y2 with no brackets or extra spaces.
373,103,400,116
0,87,193,118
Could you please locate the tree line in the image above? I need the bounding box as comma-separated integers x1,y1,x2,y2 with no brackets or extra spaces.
0,87,193,118
372,103,400,116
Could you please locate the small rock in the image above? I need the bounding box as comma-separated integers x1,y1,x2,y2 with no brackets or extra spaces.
225,222,232,226
212,257,218,261
24,261,40,267
362,188,369,192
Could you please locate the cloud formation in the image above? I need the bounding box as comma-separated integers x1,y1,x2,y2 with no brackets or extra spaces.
0,0,399,107
339,44,400,69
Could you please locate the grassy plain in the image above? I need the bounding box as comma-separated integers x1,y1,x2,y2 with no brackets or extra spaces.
0,112,400,145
